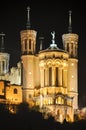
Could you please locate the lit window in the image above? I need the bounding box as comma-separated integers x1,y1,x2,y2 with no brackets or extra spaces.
72,75,74,78
62,98,64,104
29,72,32,75
56,99,58,104
58,97,62,104
49,99,51,104
71,63,74,66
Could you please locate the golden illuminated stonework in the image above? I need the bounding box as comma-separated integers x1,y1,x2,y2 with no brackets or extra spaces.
62,33,78,43
0,9,79,123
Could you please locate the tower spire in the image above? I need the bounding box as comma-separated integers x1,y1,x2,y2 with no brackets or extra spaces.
68,10,72,33
26,6,31,29
0,32,5,52
39,37,44,51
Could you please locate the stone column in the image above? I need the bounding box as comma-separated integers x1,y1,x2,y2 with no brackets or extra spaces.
58,68,62,86
62,69,67,87
52,67,55,86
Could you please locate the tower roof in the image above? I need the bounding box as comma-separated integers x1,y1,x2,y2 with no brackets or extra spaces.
62,10,79,45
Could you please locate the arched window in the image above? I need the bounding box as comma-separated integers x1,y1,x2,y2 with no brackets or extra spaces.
29,39,31,49
14,88,17,94
67,43,69,52
55,67,58,86
25,39,27,50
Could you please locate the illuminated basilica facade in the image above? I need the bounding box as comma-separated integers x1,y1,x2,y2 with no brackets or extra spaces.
0,8,78,122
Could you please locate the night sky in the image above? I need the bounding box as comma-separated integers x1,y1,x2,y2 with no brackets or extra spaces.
0,0,86,108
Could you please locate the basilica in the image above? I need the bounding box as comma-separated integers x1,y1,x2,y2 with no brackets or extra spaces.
0,8,78,123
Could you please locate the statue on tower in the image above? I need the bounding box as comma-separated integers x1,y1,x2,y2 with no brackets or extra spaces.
51,31,55,44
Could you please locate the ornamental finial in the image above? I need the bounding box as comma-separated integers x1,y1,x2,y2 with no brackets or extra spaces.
68,10,72,33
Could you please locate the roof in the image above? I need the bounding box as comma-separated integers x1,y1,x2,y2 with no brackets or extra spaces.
39,43,67,54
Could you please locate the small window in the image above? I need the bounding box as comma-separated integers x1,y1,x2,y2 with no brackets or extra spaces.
29,39,31,49
29,94,31,98
2,89,4,93
14,88,17,94
25,39,27,50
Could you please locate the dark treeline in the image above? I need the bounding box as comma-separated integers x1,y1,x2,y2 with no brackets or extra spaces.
0,103,86,130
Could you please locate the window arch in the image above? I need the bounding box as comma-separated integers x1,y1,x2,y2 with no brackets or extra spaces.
14,88,18,94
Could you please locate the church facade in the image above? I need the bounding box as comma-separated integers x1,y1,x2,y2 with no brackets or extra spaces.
0,8,78,123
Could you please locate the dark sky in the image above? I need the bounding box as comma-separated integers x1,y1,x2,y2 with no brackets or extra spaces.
0,0,86,108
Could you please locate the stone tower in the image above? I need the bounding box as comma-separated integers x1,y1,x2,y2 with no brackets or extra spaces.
20,7,40,104
62,11,78,110
0,32,10,77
